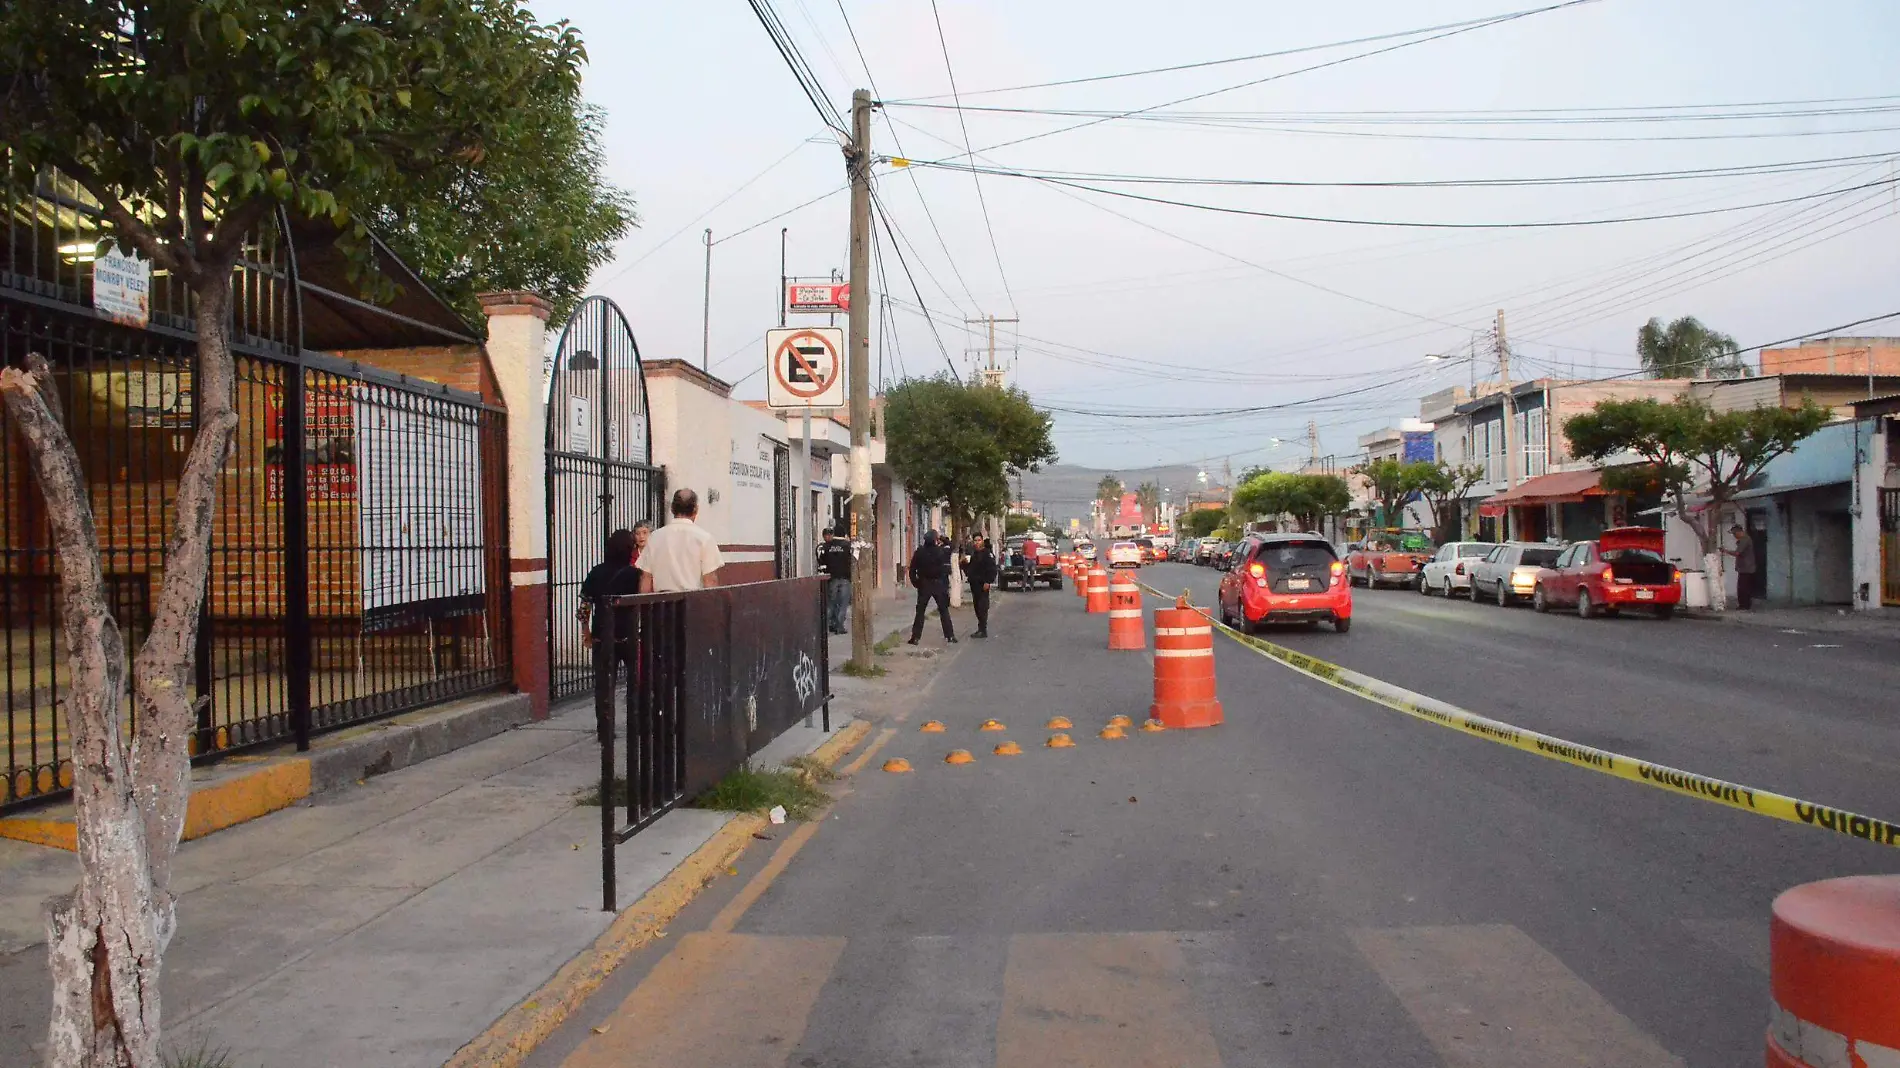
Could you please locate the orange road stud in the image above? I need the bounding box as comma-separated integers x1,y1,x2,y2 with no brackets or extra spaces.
1107,714,1133,728
1086,566,1110,613
1141,718,1167,732
1046,733,1075,748
882,758,913,773
979,719,1007,732
1766,875,1900,1067
1045,716,1073,730
1107,571,1145,650
1150,593,1224,729
920,721,946,733
944,749,975,765
1099,725,1127,740
993,741,1023,756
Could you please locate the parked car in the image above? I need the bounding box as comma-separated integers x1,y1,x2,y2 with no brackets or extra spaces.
1195,539,1226,566
1418,541,1495,597
1346,540,1430,589
1106,540,1142,568
1000,535,1063,590
1468,541,1567,605
1532,527,1682,619
1217,533,1352,633
1135,536,1159,563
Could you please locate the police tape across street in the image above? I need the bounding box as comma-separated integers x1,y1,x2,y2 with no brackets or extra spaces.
1132,579,1900,851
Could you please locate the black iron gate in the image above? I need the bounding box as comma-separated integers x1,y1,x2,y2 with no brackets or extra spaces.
547,296,664,702
773,442,794,579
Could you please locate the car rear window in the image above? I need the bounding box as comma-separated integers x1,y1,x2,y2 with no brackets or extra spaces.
1256,541,1336,569
1457,545,1490,558
1519,547,1562,567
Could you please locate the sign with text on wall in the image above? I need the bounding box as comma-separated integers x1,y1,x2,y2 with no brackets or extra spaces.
91,242,150,328
766,327,845,410
787,282,849,314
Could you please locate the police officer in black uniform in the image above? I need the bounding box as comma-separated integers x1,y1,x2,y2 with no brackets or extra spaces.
818,527,855,634
907,530,957,645
961,534,997,638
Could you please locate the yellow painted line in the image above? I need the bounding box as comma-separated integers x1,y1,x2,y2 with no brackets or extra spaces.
1,758,312,852
559,932,846,1068
1133,577,1900,850
806,718,871,771
839,727,896,777
1351,924,1684,1068
995,933,1224,1068
707,819,822,935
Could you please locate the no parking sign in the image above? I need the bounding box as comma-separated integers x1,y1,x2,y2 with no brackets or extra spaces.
765,327,845,409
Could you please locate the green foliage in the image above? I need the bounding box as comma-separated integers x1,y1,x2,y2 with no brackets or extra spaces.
884,376,1057,537
1636,316,1751,380
1134,480,1161,525
163,1040,236,1068
1095,474,1123,514
1181,508,1225,538
1563,396,1830,551
1004,513,1035,536
1209,527,1240,542
1409,461,1485,544
1352,458,1438,529
1230,472,1350,533
695,763,831,822
0,0,594,310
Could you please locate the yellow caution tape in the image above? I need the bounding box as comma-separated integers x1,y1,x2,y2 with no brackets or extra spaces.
1133,579,1900,850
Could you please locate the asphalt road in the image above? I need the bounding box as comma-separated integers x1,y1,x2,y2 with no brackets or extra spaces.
533,567,1900,1068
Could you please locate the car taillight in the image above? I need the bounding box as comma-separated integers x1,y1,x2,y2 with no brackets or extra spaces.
1248,562,1265,577
1601,566,1614,584
1454,562,1465,575
1672,569,1682,584
1330,561,1345,585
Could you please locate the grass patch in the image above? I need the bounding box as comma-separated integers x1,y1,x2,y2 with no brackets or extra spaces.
692,762,831,821
164,1040,237,1068
840,659,887,678
873,629,905,656
575,777,625,807
783,754,839,784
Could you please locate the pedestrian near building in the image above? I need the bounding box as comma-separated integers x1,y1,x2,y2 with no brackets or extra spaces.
907,530,957,645
818,526,854,634
1725,523,1757,609
640,489,725,592
962,534,997,639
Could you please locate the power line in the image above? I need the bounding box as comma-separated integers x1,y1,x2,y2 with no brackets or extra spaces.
926,0,1018,316
870,189,961,380
713,183,849,246
746,0,849,134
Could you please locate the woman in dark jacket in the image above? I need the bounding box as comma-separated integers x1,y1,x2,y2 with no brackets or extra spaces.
961,535,999,638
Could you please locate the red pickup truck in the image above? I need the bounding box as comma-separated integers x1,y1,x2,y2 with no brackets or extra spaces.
1530,527,1682,619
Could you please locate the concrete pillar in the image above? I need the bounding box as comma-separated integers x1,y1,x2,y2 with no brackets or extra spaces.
478,291,553,719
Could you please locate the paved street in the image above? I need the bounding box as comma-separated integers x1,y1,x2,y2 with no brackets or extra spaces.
524,568,1900,1068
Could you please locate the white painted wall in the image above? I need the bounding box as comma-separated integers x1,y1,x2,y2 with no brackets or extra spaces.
1852,417,1894,613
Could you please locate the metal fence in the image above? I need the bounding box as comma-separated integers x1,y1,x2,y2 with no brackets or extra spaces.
1881,487,1900,607
595,577,830,910
3,172,510,811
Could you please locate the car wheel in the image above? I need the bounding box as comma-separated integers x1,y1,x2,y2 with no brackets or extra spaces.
1496,581,1512,607
1419,574,1432,596
1655,605,1675,620
1533,585,1549,613
1443,577,1456,598
1333,614,1351,633
1578,589,1596,619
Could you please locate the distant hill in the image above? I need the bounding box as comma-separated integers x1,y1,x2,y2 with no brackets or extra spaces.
1018,462,1226,529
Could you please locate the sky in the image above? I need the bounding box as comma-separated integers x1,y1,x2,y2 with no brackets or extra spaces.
536,0,1900,474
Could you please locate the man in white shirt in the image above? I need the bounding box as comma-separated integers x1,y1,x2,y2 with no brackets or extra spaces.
639,488,726,592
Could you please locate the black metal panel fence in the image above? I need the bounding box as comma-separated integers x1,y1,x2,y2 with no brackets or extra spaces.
596,577,829,910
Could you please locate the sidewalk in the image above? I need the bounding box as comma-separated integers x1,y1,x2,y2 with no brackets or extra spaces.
1684,602,1900,638
0,691,867,1068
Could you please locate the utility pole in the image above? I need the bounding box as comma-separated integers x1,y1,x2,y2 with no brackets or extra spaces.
701,228,713,370
1307,419,1319,470
1495,308,1518,539
847,90,876,669
966,314,1020,388
778,227,788,328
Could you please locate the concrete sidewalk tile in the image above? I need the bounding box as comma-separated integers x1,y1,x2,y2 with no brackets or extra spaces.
381,724,589,786
0,840,73,955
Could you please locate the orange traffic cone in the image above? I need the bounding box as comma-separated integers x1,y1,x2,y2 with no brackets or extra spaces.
1108,571,1144,650
1766,876,1900,1067
1075,561,1089,599
1150,594,1222,728
1086,566,1110,614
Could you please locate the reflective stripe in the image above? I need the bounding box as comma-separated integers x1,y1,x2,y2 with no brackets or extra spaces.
1108,609,1142,618
1154,627,1211,637
1771,1000,1900,1068
1153,648,1212,659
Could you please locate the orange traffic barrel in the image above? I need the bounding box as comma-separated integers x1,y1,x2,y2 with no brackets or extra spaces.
1075,562,1089,598
1767,875,1900,1067
1108,571,1144,650
1150,595,1222,728
1085,567,1111,614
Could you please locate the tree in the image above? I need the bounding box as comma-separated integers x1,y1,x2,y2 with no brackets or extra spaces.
1181,508,1225,538
1095,474,1123,520
1637,316,1752,380
885,376,1057,541
1004,513,1035,536
1411,461,1486,545
1353,459,1413,530
1231,472,1350,534
1564,396,1829,610
0,4,584,1064
1135,480,1161,526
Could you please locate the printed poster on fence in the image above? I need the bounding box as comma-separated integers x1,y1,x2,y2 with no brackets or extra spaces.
354,400,486,612
264,389,358,501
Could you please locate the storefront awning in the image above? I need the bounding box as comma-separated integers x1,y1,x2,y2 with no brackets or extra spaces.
1476,470,1609,517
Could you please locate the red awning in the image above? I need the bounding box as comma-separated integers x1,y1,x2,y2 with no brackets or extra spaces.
1477,469,1609,513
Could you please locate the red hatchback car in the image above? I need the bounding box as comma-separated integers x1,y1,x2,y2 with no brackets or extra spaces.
1531,527,1683,619
1218,534,1353,633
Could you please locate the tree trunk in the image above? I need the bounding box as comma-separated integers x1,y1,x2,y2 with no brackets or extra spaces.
2,269,239,1068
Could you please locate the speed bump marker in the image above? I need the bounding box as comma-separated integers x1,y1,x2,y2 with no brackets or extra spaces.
1045,716,1073,730
1046,733,1075,749
1140,718,1167,733
945,749,975,765
1099,725,1127,740
993,741,1023,756
882,758,913,773
979,719,1007,732
1106,715,1133,729
920,721,946,733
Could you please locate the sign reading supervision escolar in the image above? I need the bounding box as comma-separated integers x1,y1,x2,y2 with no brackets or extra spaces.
766,327,845,410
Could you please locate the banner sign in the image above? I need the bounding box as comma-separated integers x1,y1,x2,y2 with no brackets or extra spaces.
787,282,849,314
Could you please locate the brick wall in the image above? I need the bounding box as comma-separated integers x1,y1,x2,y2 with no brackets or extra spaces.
331,345,499,404
1762,339,1900,377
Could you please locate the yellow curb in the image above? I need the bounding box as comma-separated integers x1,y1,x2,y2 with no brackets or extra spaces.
444,717,870,1068
0,759,312,853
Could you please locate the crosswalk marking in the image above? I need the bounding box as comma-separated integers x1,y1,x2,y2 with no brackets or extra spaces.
561,933,845,1068
995,933,1224,1068
1349,924,1685,1068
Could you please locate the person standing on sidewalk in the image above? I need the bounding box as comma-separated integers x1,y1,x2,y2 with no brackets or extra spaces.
907,530,957,645
1725,523,1757,609
640,489,725,592
961,534,997,638
818,526,855,634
